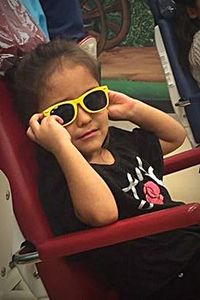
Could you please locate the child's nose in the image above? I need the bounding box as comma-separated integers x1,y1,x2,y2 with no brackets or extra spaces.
76,106,92,127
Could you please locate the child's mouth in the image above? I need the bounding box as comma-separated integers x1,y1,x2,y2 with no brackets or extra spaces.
78,129,98,140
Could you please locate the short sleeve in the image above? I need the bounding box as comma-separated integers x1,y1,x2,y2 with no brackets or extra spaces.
109,127,164,179
131,128,164,179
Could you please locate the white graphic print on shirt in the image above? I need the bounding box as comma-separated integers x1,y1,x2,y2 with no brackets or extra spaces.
122,156,165,210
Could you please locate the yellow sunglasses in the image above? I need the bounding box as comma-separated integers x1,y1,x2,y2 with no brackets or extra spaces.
42,85,109,126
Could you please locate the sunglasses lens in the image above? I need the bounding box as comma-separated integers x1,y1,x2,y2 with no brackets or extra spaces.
84,90,107,111
51,104,74,125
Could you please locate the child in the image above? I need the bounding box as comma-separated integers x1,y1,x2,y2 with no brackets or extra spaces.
7,39,200,300
174,0,200,86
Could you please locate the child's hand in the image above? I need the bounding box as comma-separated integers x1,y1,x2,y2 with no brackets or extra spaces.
108,90,137,121
27,113,71,154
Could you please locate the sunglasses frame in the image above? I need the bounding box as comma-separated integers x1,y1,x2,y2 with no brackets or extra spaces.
42,85,109,126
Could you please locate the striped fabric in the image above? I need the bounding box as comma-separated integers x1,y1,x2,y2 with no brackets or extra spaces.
189,30,200,87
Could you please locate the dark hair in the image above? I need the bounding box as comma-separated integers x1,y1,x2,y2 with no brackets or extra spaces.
5,39,100,125
173,0,200,69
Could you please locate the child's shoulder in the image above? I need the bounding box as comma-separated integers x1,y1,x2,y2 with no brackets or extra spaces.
109,126,154,142
109,126,162,161
109,125,138,137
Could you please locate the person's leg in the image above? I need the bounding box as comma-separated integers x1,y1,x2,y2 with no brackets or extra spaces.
39,0,85,40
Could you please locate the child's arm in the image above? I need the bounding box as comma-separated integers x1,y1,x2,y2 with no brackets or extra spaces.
108,90,186,155
27,113,118,227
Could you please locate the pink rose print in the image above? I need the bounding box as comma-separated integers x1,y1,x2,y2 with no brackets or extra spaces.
143,181,164,205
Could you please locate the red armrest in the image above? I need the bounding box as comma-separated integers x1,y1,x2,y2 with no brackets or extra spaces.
164,147,200,175
38,203,200,260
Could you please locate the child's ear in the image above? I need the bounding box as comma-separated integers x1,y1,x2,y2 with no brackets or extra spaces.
186,6,199,19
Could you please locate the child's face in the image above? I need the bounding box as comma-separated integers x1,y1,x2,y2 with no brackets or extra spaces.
39,64,109,159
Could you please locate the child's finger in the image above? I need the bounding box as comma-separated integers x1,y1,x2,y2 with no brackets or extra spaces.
108,90,126,104
108,90,124,97
28,113,45,138
51,115,64,125
40,115,64,126
26,126,36,142
29,113,44,128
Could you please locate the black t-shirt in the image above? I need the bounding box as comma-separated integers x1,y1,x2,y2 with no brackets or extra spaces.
38,127,200,298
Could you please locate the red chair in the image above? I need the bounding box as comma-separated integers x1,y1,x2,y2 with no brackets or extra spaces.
0,77,200,300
